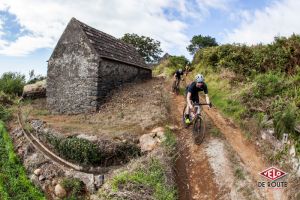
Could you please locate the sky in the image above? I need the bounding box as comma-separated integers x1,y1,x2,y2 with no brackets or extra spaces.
0,0,300,78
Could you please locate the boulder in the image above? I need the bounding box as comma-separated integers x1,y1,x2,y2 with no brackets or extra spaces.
34,168,42,176
54,184,67,198
139,134,159,152
22,80,46,98
139,128,166,152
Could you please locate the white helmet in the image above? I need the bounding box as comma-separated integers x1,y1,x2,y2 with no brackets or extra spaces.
178,68,182,72
195,74,204,83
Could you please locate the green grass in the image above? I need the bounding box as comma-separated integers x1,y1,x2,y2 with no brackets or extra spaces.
110,158,177,200
0,121,45,200
202,68,246,122
163,127,177,153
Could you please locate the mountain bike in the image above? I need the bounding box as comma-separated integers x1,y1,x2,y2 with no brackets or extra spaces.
182,102,211,144
172,78,181,95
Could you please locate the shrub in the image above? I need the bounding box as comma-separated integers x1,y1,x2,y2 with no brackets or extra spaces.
61,178,85,198
252,72,285,98
0,91,14,106
273,103,299,139
52,137,102,165
0,72,26,96
0,105,12,122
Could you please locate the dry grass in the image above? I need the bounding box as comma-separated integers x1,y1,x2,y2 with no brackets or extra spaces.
21,78,169,140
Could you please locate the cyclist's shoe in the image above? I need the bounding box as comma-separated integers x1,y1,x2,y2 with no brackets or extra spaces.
184,115,191,125
185,118,191,124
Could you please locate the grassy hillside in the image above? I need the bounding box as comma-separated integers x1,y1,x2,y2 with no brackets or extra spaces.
191,34,300,157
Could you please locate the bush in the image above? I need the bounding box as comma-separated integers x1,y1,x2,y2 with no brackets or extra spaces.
61,178,85,199
51,137,102,165
193,34,300,76
273,103,299,139
0,91,14,106
0,72,25,96
45,134,141,166
252,72,286,98
0,105,12,122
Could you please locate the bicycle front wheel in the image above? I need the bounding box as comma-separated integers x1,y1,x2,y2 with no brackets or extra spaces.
193,116,205,144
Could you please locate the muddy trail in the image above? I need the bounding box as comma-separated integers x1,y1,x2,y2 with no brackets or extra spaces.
170,94,220,199
170,89,288,200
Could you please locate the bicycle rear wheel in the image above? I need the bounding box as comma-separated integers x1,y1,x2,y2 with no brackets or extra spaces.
193,116,205,144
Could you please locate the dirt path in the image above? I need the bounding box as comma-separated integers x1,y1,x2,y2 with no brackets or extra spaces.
203,107,288,200
166,77,290,199
171,94,221,200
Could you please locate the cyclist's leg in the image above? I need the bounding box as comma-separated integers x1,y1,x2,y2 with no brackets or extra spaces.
176,78,180,88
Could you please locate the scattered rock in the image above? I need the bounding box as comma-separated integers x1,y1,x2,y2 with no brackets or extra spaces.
54,184,67,198
139,128,166,152
65,170,95,193
139,134,159,152
34,168,42,176
39,175,46,181
23,153,47,172
94,175,105,188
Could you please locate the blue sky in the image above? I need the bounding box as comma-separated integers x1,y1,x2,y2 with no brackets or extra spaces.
0,0,300,78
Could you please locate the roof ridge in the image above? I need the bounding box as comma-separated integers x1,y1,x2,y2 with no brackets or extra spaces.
71,18,147,68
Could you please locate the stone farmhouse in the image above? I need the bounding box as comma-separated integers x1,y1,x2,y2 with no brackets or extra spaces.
47,18,151,114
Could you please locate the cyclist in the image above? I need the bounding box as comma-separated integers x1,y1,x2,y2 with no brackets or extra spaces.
184,74,212,124
173,68,184,92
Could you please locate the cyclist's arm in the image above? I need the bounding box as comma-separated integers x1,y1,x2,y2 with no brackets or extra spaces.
187,92,193,108
205,94,210,104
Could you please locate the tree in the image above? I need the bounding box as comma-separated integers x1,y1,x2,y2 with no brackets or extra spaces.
187,35,218,55
169,56,189,69
121,33,163,63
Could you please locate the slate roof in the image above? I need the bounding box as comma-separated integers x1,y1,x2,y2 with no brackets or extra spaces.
73,18,148,69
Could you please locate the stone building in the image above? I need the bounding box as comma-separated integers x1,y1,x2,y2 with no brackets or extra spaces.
47,18,151,114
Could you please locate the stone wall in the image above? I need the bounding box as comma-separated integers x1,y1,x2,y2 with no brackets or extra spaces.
96,59,152,106
47,20,100,114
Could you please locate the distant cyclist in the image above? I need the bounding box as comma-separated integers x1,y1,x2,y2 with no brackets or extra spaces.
184,74,212,124
172,68,184,92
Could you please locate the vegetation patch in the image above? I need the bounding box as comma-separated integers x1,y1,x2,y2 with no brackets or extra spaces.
0,72,25,96
61,178,86,199
42,132,141,166
100,158,177,200
0,121,45,200
191,34,300,159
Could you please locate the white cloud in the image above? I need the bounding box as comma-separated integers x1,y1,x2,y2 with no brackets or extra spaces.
225,0,300,44
0,0,232,57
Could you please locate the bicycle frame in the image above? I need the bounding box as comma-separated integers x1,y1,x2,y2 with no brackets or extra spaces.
189,103,208,122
